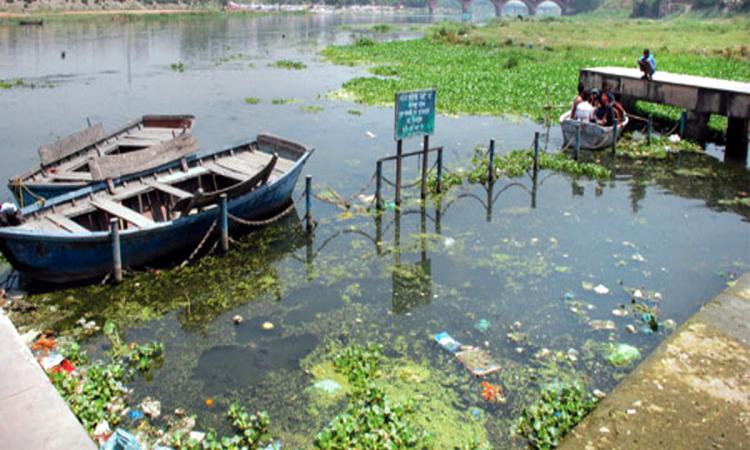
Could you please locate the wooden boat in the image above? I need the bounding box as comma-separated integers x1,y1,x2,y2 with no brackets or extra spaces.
0,134,313,283
9,115,196,207
18,20,44,26
559,111,629,151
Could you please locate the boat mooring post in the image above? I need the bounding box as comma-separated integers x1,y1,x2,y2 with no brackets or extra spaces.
305,175,313,232
375,160,383,210
109,218,122,283
575,123,581,161
420,135,429,199
436,147,443,194
219,193,229,252
488,139,495,183
679,111,686,137
395,139,403,206
533,132,540,176
647,113,653,145
611,109,618,154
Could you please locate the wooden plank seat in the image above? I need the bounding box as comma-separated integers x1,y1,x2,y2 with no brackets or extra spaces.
146,181,192,200
91,198,154,228
202,162,247,181
46,214,90,233
49,172,94,182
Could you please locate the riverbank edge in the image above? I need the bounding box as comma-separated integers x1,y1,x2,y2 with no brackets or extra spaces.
560,271,750,449
0,8,304,20
0,312,96,450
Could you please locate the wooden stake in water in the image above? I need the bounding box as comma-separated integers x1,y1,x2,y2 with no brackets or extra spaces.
611,109,618,154
110,218,122,283
305,175,312,232
679,111,687,137
219,193,229,252
647,113,653,145
488,139,495,183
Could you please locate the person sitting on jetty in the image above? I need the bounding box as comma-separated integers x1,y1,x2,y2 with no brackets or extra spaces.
571,82,586,118
637,49,656,80
574,89,594,122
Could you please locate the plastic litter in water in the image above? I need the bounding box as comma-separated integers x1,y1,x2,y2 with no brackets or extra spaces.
312,379,342,394
564,291,575,301
474,319,491,332
101,428,142,450
593,284,610,295
444,237,456,248
127,409,144,422
606,343,641,367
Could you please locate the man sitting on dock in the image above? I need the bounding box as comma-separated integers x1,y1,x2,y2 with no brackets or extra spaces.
637,49,656,80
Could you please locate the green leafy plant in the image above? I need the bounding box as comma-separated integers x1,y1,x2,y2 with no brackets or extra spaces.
170,403,272,450
244,97,261,105
170,61,185,72
516,382,596,449
51,324,163,434
332,343,382,390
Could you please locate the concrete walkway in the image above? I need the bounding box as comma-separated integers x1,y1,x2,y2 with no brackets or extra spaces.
561,273,750,450
0,313,96,450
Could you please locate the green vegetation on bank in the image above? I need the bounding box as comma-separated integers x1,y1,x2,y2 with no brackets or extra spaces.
323,17,750,127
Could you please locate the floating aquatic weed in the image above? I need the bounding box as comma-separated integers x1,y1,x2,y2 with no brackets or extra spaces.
323,18,749,125
170,61,185,72
269,59,307,70
515,382,596,450
300,105,324,113
244,96,261,105
271,98,299,105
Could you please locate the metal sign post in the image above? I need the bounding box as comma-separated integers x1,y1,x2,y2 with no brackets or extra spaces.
394,89,436,205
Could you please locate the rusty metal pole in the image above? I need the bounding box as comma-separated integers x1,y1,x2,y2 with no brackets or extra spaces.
421,135,429,199
395,139,403,206
109,218,122,283
305,175,312,232
219,193,229,252
488,139,495,184
376,160,383,210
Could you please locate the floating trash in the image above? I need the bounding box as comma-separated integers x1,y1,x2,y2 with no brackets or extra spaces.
590,320,616,331
593,389,606,399
581,281,594,291
606,344,641,367
564,291,575,301
232,315,243,325
311,379,342,394
631,253,646,263
444,237,456,248
140,397,161,418
474,319,491,333
262,321,275,330
434,332,501,377
593,284,610,295
611,308,627,317
479,381,506,404
205,398,214,407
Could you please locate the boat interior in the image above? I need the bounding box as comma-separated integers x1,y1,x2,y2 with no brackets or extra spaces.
20,135,305,234
23,116,195,186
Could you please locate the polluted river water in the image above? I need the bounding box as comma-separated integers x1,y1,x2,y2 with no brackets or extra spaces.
1,12,749,448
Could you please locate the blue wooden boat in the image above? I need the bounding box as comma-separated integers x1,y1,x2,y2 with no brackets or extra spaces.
9,115,196,207
0,134,313,283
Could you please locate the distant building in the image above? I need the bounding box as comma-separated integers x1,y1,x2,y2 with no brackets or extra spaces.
633,0,747,17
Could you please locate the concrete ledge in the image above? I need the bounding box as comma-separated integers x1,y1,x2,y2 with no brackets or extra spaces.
0,313,96,450
560,273,750,450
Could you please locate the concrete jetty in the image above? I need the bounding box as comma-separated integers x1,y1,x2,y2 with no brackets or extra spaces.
561,272,750,449
580,67,750,160
0,313,96,450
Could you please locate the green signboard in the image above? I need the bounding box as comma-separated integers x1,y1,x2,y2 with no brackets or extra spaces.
394,89,436,141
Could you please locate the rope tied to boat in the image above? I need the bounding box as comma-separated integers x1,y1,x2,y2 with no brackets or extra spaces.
179,219,218,268
9,177,46,209
227,202,296,227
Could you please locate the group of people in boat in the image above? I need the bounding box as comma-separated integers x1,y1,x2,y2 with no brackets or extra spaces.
570,83,627,127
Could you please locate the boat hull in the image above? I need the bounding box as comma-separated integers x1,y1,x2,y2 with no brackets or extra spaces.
560,111,628,151
0,151,309,283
